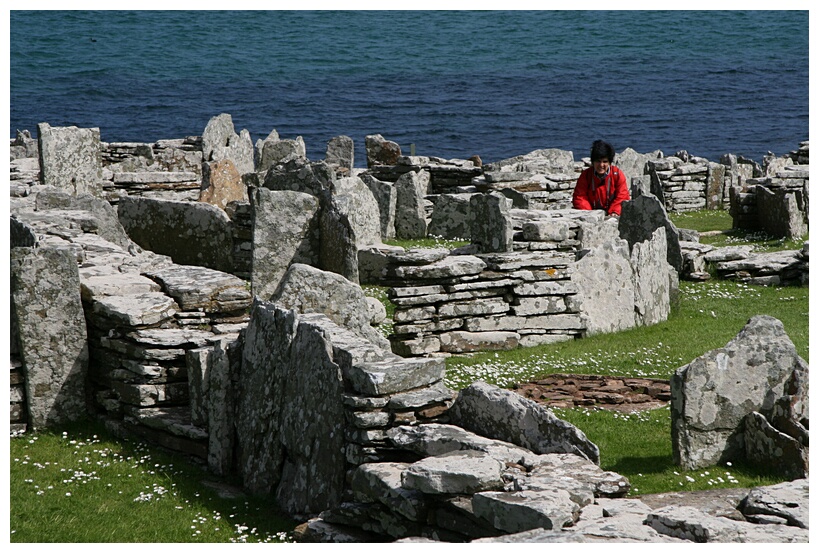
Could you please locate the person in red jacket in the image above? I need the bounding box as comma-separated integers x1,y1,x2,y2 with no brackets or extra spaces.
572,140,630,216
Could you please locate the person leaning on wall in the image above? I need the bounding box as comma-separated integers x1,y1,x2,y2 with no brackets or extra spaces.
572,139,630,217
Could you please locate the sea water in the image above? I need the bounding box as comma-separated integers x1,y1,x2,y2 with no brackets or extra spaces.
9,10,809,166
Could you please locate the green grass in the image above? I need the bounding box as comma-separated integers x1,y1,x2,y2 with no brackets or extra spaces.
445,280,808,389
553,406,784,496
670,209,733,233
10,420,295,543
670,208,808,252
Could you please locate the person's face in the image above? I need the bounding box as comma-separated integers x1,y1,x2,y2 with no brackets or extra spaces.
593,158,611,175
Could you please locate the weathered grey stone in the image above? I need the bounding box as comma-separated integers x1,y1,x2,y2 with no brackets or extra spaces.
117,196,234,272
258,137,306,173
387,381,453,410
437,296,507,318
30,188,134,248
333,176,383,247
237,302,347,516
521,219,572,242
360,174,397,240
743,412,808,480
428,193,474,240
325,135,354,170
645,505,808,542
11,246,89,429
387,423,537,466
146,264,251,313
201,113,254,174
294,518,377,543
571,233,635,336
703,245,753,263
365,134,402,167
510,295,567,316
472,489,578,533
630,226,672,326
671,315,809,470
395,255,486,279
523,453,630,498
263,158,335,196
351,462,429,521
449,381,599,464
755,186,808,239
343,357,445,396
470,192,513,253
394,170,430,239
199,159,247,209
271,263,390,350
90,292,178,326
37,123,103,196
739,479,809,529
439,331,519,353
80,271,161,301
619,193,683,273
250,188,320,300
402,450,504,495
319,192,360,283
486,148,575,175
365,296,387,325
615,147,662,183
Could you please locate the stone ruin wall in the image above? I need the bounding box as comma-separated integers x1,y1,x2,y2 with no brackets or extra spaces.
8,123,810,542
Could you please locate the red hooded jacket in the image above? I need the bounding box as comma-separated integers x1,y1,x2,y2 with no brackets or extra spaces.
572,165,630,216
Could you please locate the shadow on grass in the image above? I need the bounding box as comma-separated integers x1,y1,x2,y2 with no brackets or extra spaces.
606,455,675,476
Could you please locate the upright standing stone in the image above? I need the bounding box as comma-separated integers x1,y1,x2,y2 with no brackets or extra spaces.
201,113,255,175
394,170,430,239
117,196,235,273
670,316,809,470
37,123,103,196
11,246,89,428
619,194,683,273
361,174,397,240
365,134,402,167
428,193,475,240
326,135,354,172
706,162,726,210
470,192,513,253
320,193,361,283
250,188,320,300
332,177,383,247
258,137,307,173
199,159,248,210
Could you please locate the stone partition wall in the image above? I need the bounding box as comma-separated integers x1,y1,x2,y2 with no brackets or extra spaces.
728,162,809,239
376,206,675,356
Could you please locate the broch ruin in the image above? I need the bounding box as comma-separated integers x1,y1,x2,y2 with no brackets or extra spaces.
9,114,809,542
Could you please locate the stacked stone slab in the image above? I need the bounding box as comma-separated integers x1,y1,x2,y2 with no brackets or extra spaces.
728,160,809,239
678,237,809,286
10,186,252,458
383,204,676,355
367,155,482,194
238,308,620,540
98,137,204,202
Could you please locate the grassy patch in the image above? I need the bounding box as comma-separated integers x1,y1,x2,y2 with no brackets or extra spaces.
669,209,733,233
553,406,784,496
10,421,295,543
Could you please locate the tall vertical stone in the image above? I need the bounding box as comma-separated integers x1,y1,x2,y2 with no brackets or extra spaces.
470,192,513,253
361,173,397,240
394,170,430,239
706,162,726,210
326,135,354,171
250,188,320,300
37,122,103,196
201,113,255,175
10,246,89,428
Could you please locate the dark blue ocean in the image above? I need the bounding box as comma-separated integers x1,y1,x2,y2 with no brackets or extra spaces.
9,10,809,167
